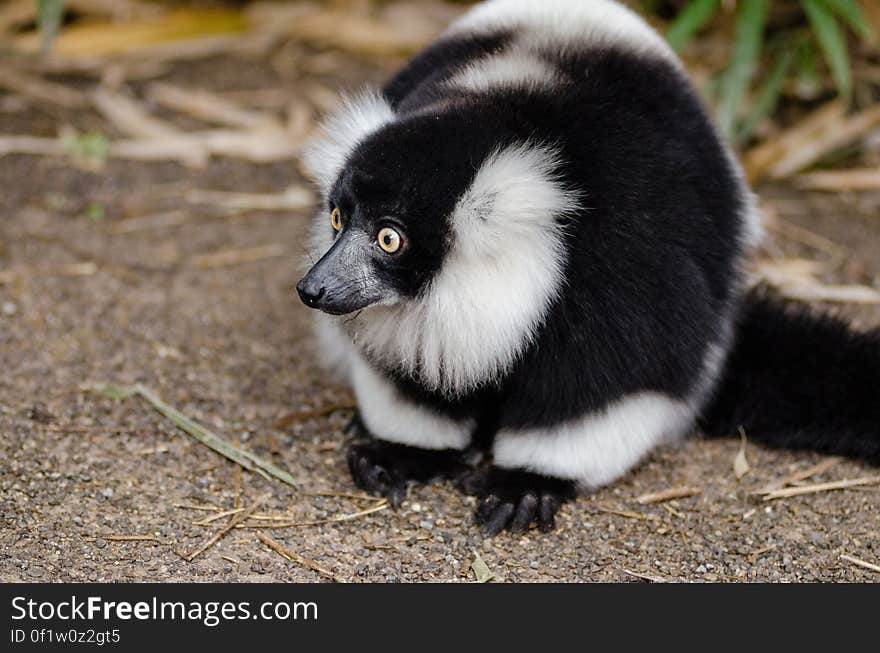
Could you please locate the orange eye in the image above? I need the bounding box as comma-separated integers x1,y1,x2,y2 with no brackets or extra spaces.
377,227,401,253
330,207,342,231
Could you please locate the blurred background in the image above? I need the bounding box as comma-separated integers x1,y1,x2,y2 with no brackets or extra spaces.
2,0,879,295
1,1,879,583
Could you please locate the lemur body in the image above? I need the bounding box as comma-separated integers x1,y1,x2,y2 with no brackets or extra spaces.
297,0,880,534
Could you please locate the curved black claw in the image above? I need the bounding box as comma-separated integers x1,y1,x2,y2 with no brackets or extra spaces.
346,440,469,508
461,467,576,536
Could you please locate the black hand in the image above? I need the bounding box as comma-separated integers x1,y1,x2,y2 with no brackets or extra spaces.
346,439,469,508
460,466,576,535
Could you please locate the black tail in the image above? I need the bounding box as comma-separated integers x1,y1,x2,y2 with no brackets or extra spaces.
698,289,880,464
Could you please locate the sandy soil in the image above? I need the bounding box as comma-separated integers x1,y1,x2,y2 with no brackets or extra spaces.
1,51,879,583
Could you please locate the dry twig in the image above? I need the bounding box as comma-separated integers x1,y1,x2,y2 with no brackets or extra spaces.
761,476,880,501
619,568,669,583
256,532,348,583
752,457,842,494
85,535,161,543
186,494,267,561
743,101,880,182
192,507,245,526
793,169,880,192
0,67,88,108
636,487,702,505
840,554,880,574
235,501,388,529
595,505,652,521
747,544,777,564
147,82,281,130
755,258,880,305
91,88,180,139
185,187,313,212
190,244,286,269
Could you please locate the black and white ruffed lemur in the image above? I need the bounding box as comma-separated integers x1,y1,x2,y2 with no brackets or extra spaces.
295,0,880,535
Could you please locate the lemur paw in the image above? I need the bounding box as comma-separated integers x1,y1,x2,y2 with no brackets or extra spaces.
346,439,469,508
460,467,576,536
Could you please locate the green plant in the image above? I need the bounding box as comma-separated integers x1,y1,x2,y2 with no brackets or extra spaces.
662,0,876,144
61,130,110,167
36,0,65,54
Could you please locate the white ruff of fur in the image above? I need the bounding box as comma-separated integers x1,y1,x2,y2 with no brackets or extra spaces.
447,0,677,62
351,354,475,450
312,314,355,384
300,90,395,196
301,92,396,386
346,142,576,396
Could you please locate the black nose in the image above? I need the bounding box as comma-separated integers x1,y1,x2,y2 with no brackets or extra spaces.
296,278,325,307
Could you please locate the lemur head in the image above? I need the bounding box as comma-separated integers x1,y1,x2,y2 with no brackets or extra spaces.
296,90,576,391
297,103,489,315
297,91,573,316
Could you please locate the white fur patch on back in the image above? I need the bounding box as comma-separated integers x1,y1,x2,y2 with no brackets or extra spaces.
449,48,565,93
350,354,474,450
448,0,676,62
493,392,696,488
345,142,576,395
300,90,395,195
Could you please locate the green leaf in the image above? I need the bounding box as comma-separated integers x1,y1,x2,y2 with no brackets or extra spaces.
803,0,853,97
736,49,793,144
37,0,65,55
822,0,876,43
90,383,137,401
61,130,109,166
794,37,823,99
665,0,721,52
88,383,299,489
471,550,495,583
717,0,769,139
86,203,105,223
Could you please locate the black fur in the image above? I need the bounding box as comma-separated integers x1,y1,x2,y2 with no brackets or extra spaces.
700,289,880,463
347,44,745,429
460,467,576,535
304,6,880,534
345,428,575,534
347,439,469,508
383,31,511,110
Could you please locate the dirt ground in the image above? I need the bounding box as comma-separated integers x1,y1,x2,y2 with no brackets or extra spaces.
1,49,879,583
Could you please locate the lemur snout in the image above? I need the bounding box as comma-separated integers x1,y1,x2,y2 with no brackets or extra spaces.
296,278,325,308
